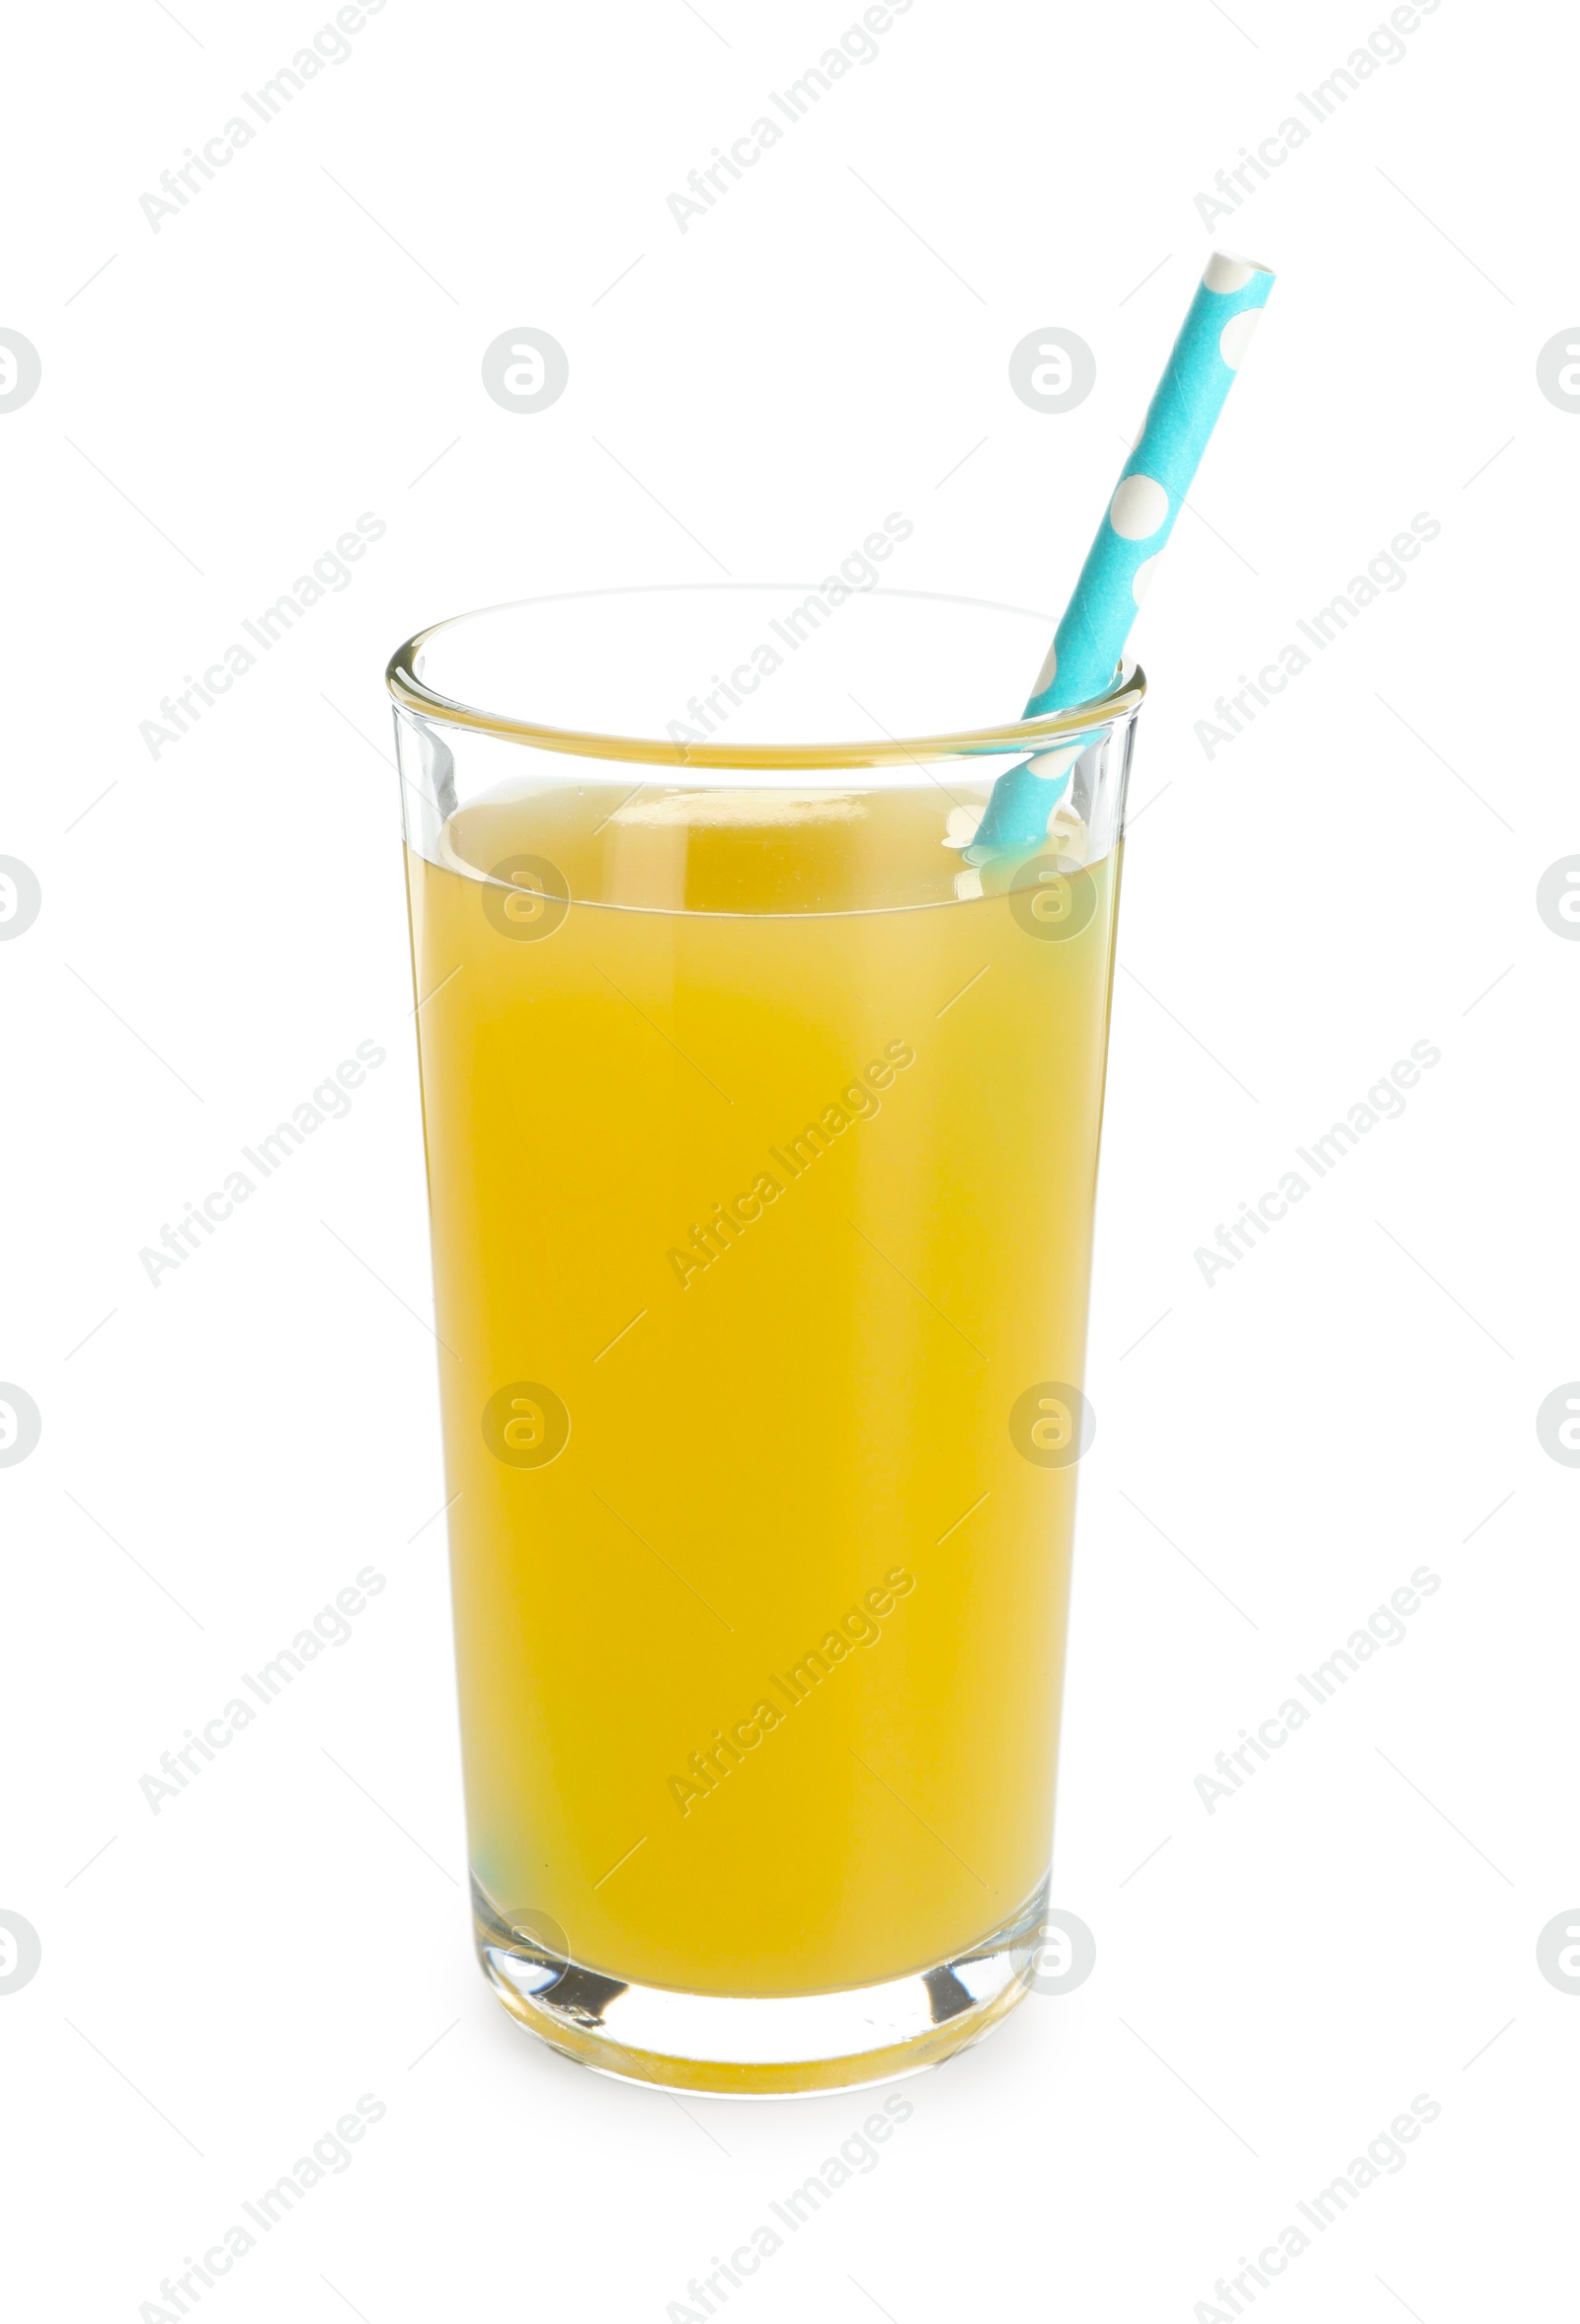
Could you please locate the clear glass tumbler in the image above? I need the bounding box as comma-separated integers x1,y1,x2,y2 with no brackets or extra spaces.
386,584,1142,2094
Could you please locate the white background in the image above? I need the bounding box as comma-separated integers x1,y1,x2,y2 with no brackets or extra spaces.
4,1,1577,2317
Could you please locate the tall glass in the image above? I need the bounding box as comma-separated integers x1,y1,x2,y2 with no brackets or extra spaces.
387,586,1142,2094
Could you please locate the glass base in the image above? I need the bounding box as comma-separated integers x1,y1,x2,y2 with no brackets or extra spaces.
474,1875,1050,2096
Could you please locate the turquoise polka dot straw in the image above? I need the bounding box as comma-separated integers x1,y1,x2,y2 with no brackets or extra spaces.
970,251,1276,858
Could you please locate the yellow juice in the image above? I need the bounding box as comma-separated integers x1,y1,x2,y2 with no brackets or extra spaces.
407,781,1121,2000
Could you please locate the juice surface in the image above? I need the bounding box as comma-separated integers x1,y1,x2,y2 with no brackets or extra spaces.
408,781,1121,1996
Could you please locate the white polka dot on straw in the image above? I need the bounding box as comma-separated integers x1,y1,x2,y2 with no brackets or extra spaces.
1109,473,1169,540
1027,741,1083,782
1131,554,1160,605
1220,307,1261,369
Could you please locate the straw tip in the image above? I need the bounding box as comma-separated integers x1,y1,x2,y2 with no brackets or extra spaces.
1204,251,1276,295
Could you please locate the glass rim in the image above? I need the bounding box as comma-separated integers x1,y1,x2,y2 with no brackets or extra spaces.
384,583,1146,771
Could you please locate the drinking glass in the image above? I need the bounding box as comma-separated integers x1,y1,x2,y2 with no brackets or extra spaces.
387,583,1142,2093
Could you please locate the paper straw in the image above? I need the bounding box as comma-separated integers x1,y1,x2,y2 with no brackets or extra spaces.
969,252,1276,858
